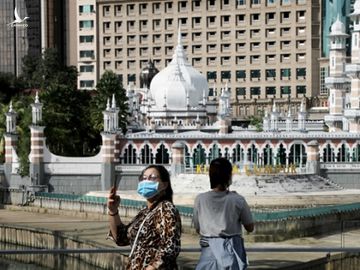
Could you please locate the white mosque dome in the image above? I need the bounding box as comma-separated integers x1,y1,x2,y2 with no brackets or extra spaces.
149,31,208,109
329,16,347,36
353,0,360,16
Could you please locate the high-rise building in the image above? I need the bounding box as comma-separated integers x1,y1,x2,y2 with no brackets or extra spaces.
74,0,323,119
0,0,68,76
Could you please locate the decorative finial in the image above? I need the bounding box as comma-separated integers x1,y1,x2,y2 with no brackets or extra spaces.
9,101,13,112
35,91,39,104
300,99,305,112
106,98,110,110
272,101,277,113
111,94,116,109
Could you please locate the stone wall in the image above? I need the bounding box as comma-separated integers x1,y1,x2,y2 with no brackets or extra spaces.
0,225,128,269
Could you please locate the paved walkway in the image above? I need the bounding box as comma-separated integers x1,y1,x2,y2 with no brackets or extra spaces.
1,206,360,269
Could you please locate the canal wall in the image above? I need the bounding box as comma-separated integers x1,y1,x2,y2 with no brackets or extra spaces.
2,188,360,242
0,225,127,270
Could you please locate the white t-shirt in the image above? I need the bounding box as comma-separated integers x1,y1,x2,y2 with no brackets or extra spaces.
193,190,253,237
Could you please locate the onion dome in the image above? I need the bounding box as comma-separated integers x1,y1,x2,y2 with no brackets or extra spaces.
149,28,208,109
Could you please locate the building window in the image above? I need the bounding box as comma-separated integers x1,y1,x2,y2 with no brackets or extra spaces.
115,5,122,16
320,67,328,95
79,5,94,14
79,35,94,43
267,0,276,5
79,20,94,29
266,69,276,79
221,15,230,26
178,1,187,11
103,6,110,16
80,50,94,58
282,0,290,4
152,3,160,13
250,69,261,80
236,87,246,95
127,4,135,15
103,22,111,32
80,65,94,73
296,85,306,94
266,87,276,95
236,70,246,80
236,15,246,25
281,86,291,95
250,87,260,96
252,0,261,4
296,68,306,79
80,80,94,88
236,56,246,64
221,71,231,80
207,71,217,80
281,68,291,79
250,55,260,63
237,0,246,6
251,14,260,23
128,74,136,82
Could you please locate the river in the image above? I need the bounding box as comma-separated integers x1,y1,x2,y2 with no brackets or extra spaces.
0,242,103,270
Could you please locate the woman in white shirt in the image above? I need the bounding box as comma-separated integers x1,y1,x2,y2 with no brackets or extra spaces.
193,158,254,270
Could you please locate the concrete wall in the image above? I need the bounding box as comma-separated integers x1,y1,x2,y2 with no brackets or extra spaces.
0,225,127,270
322,172,360,189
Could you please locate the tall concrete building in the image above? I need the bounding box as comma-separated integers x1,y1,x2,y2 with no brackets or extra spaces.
0,0,68,76
74,0,323,119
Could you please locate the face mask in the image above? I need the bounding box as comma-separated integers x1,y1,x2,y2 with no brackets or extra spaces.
137,180,159,199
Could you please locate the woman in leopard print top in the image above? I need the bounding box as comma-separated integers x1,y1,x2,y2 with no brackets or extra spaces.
108,165,182,270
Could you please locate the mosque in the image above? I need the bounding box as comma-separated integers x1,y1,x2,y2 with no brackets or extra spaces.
2,2,360,192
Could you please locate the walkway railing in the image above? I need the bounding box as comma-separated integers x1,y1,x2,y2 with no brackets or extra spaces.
1,247,360,255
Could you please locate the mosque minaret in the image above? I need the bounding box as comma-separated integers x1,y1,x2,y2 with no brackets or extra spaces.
324,16,350,132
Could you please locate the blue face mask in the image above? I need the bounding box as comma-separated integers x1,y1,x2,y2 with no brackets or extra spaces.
137,180,159,199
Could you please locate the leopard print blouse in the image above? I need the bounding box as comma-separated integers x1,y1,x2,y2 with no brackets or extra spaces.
113,200,182,270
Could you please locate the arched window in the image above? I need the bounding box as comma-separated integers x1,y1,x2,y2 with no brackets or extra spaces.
232,144,244,163
276,143,287,165
263,144,273,166
208,144,221,163
193,144,206,167
123,144,137,164
141,145,153,164
353,144,360,162
323,144,334,162
289,143,307,167
337,144,350,162
247,144,258,164
155,144,169,164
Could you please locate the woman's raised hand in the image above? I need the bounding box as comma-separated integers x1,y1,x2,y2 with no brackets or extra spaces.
107,186,121,214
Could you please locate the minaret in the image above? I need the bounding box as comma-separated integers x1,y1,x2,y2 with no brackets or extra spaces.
286,109,293,132
263,110,270,132
270,101,279,132
3,101,18,187
324,16,350,132
30,92,45,186
345,1,360,133
298,99,307,132
101,97,118,190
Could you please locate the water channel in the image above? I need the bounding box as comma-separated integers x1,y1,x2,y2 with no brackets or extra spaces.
0,243,103,270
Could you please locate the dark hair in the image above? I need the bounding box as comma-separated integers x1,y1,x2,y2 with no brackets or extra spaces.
209,158,232,189
140,165,174,203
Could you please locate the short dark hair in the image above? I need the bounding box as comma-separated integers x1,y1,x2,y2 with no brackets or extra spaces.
140,165,174,203
209,158,232,189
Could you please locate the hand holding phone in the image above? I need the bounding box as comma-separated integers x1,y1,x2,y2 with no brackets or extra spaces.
107,185,120,213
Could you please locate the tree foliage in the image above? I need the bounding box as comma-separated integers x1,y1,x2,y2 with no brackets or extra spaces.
0,50,129,175
91,70,128,133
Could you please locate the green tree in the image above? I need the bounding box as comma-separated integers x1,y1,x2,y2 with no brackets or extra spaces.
41,84,98,156
91,70,128,133
21,48,77,90
0,72,24,103
247,113,264,132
